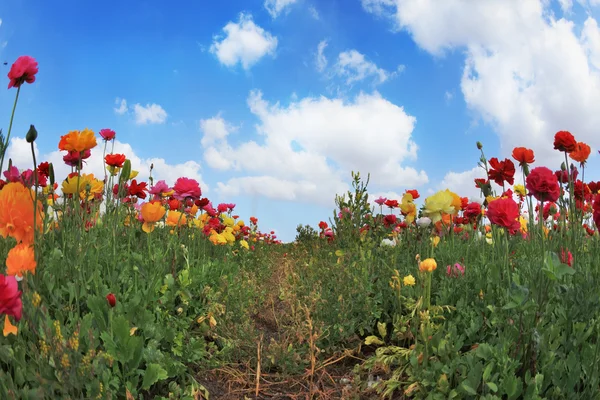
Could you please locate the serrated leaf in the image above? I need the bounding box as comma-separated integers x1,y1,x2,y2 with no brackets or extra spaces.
142,363,168,390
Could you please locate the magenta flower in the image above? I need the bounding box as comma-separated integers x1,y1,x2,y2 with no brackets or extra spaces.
172,177,201,201
99,129,116,141
374,196,387,206
3,166,21,182
149,180,171,196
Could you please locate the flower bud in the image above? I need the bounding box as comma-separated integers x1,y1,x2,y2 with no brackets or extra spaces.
476,141,483,150
26,124,38,143
106,293,116,308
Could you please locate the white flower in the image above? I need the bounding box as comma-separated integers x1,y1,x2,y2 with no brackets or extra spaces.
416,217,431,227
381,238,396,247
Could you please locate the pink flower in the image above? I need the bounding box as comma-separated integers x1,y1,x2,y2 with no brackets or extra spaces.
172,177,201,201
63,149,91,167
0,274,22,321
3,166,21,182
8,56,38,89
226,203,236,212
149,180,171,196
446,263,465,278
99,129,116,141
217,203,228,213
374,196,387,206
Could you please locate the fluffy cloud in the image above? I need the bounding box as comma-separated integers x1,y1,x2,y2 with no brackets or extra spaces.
363,0,600,188
133,103,167,125
264,0,298,18
309,6,320,20
5,137,207,194
334,50,391,85
210,13,278,70
202,90,427,206
200,115,235,147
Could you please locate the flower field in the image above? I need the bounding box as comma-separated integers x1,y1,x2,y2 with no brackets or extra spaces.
2,56,600,400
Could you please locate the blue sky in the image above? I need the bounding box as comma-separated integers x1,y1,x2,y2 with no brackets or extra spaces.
1,0,600,241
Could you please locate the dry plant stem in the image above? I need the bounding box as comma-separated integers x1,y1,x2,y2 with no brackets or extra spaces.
255,333,262,398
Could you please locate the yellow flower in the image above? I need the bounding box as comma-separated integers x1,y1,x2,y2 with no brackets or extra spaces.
222,214,235,227
423,190,457,223
519,216,528,233
129,170,139,180
240,240,249,250
514,184,526,197
400,193,417,224
403,274,416,286
419,258,437,273
222,227,235,244
61,173,104,201
430,236,440,247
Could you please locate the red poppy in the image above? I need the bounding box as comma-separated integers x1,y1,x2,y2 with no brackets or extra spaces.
405,189,420,199
553,131,577,153
512,147,535,166
486,198,520,233
168,198,181,210
195,198,210,208
105,153,126,168
384,199,398,208
527,167,560,203
488,158,515,186
128,180,147,199
318,221,328,230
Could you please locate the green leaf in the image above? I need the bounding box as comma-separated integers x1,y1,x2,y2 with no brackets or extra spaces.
364,336,385,346
142,363,168,390
486,382,498,393
460,382,477,395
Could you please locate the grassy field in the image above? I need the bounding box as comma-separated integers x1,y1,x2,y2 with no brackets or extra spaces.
2,56,600,399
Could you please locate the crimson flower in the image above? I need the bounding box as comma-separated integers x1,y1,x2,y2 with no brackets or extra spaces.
8,56,38,89
488,158,515,186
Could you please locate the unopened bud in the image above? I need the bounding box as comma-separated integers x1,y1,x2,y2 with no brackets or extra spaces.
476,141,483,150
26,124,38,143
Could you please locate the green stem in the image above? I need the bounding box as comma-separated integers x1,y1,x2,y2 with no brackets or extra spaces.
0,86,21,174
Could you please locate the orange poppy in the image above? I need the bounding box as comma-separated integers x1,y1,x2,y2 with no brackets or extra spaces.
569,142,591,163
6,243,36,277
58,129,97,152
512,147,535,166
0,182,44,245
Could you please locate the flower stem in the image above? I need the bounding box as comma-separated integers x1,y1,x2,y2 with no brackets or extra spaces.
0,86,22,174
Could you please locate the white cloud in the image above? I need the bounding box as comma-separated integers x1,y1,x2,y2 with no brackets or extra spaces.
362,0,600,173
559,0,573,13
133,103,167,125
5,137,207,195
200,115,235,147
114,98,128,115
445,91,453,101
334,50,391,85
264,0,298,18
316,40,328,72
210,13,278,70
203,90,427,205
309,6,320,20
